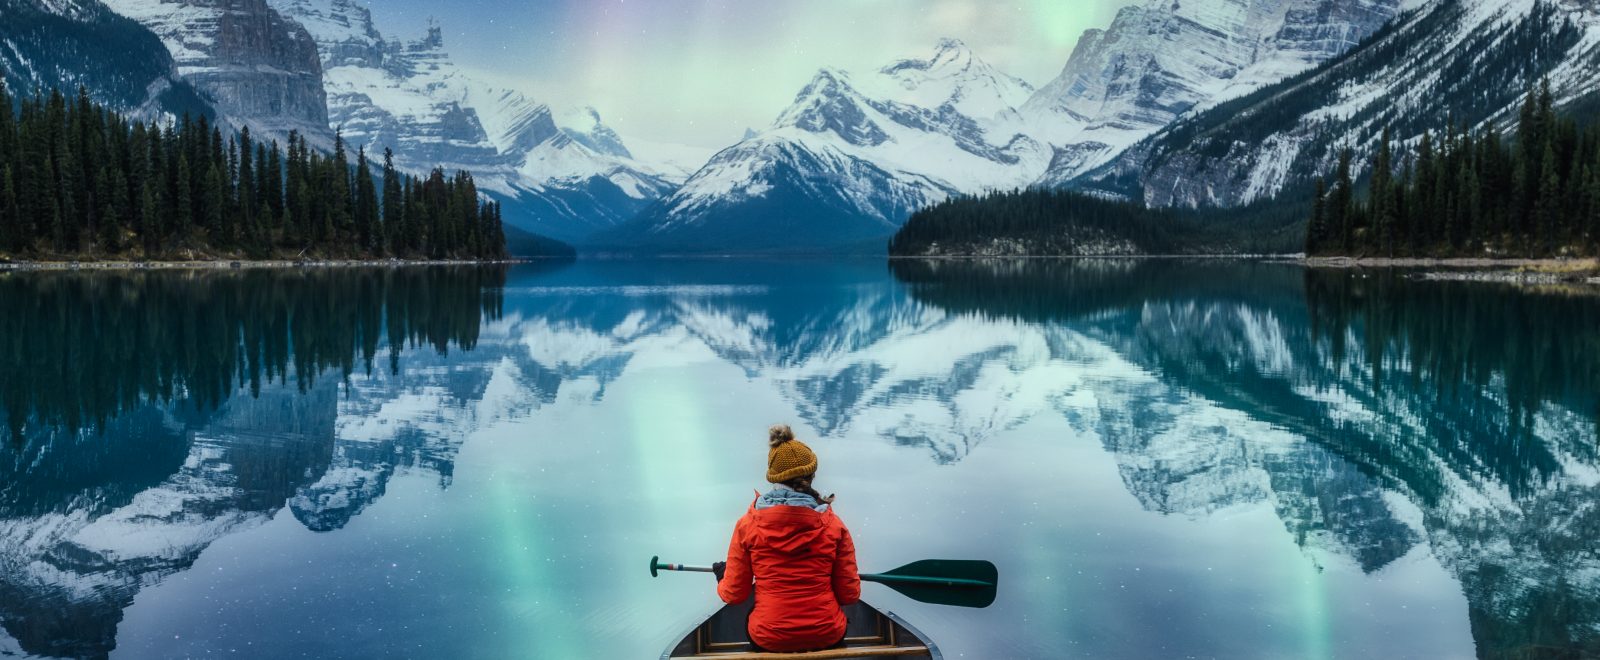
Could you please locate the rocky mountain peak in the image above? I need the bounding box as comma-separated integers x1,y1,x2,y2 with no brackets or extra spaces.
875,38,1034,120
270,0,383,67
882,37,975,76
1023,0,1402,185
101,0,333,146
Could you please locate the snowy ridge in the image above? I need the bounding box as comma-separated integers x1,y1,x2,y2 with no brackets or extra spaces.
615,2,1397,253
1024,0,1402,186
1082,0,1600,207
0,0,213,121
611,40,1050,252
267,0,700,243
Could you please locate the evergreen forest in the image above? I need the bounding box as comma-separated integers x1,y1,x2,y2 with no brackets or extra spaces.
0,266,508,446
888,188,1306,256
0,83,510,261
1307,81,1600,257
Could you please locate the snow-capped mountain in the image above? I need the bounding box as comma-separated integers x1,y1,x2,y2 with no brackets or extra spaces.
99,0,333,147
605,4,1398,254
603,39,1051,253
1076,0,1600,207
1024,0,1402,185
266,0,702,244
0,0,213,119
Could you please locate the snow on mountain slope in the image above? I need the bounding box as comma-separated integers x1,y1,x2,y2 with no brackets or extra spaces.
605,39,1050,253
0,0,214,120
1077,0,1600,207
1024,0,1401,186
100,0,333,146
267,0,696,243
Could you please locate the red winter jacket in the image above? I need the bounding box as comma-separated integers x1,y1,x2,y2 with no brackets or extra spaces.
717,495,861,652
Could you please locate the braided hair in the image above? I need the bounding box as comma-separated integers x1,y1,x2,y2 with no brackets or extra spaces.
783,474,836,506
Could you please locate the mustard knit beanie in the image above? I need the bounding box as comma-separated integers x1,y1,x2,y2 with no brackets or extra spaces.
766,424,817,483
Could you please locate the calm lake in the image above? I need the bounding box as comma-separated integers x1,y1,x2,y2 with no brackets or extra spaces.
2,260,1597,659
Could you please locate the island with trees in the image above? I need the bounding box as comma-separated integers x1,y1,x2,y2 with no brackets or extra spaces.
887,188,1305,257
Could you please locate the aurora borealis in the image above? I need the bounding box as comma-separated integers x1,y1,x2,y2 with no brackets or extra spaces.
369,0,1129,148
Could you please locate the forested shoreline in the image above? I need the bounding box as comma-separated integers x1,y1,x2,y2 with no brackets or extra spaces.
1307,82,1600,258
0,83,516,262
889,82,1600,261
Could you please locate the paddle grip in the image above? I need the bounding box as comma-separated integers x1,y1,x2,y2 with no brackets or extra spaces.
649,556,714,578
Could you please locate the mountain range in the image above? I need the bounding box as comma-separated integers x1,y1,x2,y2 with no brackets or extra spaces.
8,0,1600,252
1080,0,1600,207
265,0,705,243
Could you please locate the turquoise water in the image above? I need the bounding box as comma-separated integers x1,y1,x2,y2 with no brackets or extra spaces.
1,260,1596,659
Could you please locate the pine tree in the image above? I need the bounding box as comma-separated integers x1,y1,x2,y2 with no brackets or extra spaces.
1371,128,1393,256
381,148,401,254
1589,169,1600,253
104,166,127,252
1455,158,1479,255
399,176,415,254
139,178,158,256
0,80,14,167
203,163,225,243
1333,149,1354,254
1307,177,1326,254
254,201,273,257
331,131,352,237
1536,142,1562,256
354,146,377,253
0,166,17,254
56,147,78,252
254,144,269,235
174,154,193,244
284,131,303,242
267,141,284,229
238,126,254,231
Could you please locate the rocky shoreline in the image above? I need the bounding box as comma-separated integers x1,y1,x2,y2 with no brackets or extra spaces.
1303,257,1600,285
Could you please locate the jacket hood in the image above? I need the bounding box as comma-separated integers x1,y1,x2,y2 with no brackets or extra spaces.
749,503,830,554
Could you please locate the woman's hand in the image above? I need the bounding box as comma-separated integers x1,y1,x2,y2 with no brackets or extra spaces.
712,561,726,582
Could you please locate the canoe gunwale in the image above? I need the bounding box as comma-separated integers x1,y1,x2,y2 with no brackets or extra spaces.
660,600,942,660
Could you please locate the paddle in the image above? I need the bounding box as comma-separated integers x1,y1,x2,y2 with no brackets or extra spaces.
650,555,998,609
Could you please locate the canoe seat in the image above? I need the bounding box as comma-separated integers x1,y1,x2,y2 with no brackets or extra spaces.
671,646,931,659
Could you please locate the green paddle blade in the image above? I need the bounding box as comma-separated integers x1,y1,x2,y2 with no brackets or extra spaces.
861,559,999,609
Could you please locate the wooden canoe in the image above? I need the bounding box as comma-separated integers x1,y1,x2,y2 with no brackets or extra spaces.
660,600,942,660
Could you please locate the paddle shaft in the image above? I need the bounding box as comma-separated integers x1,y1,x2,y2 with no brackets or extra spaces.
655,561,715,574
650,555,998,608
653,562,990,589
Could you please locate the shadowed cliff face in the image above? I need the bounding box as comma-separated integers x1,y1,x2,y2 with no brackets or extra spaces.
101,0,333,146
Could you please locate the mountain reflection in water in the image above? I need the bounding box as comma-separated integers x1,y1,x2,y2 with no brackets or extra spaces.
0,260,1596,659
892,258,1600,659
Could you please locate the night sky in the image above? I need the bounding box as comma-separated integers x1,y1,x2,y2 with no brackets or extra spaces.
366,0,1129,148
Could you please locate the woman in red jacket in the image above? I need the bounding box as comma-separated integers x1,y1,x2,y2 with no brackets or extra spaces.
713,425,861,652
